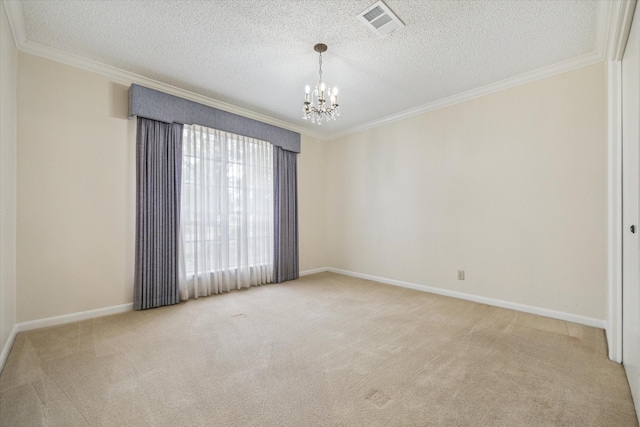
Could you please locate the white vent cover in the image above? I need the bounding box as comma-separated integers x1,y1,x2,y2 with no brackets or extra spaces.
357,1,405,38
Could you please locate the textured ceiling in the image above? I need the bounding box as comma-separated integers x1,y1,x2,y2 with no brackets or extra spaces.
15,0,603,137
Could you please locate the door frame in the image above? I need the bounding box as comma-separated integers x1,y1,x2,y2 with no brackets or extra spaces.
607,0,637,363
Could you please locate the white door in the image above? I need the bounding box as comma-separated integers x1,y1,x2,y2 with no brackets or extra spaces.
623,3,640,414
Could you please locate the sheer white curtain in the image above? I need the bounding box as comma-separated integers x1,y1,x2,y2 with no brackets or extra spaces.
179,124,274,300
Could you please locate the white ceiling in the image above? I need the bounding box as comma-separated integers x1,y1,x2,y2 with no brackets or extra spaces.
6,1,613,139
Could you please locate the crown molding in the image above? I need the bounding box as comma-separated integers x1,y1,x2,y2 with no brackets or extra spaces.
321,0,625,141
4,0,630,142
325,50,603,140
604,0,637,61
2,0,324,140
18,40,325,140
3,0,26,48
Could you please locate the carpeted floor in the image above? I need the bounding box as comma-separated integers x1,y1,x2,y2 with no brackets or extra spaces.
0,272,637,426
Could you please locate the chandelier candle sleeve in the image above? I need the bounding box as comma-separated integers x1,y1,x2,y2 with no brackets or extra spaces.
302,43,340,125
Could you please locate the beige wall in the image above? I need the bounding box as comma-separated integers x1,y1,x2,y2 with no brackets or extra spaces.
13,45,608,322
1,2,18,353
16,53,328,322
17,53,136,322
298,134,327,272
325,63,607,319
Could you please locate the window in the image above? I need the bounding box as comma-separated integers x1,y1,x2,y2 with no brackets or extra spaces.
179,124,273,297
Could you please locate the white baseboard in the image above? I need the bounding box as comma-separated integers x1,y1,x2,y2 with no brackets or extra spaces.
327,268,606,329
299,267,330,276
1,268,606,373
0,303,134,373
0,325,19,374
15,303,134,334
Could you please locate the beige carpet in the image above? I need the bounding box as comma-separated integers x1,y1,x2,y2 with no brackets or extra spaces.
0,272,636,426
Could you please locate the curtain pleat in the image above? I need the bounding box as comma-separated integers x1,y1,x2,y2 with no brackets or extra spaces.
273,147,299,283
134,117,183,310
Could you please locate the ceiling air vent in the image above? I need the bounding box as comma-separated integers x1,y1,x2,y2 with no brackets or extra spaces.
357,1,405,38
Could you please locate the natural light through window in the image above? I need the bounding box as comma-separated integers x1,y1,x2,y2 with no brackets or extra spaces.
179,124,274,296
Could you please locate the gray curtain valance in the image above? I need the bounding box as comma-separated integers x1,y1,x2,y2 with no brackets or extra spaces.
129,84,300,153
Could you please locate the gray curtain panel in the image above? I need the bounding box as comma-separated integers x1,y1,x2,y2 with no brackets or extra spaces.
134,117,184,310
273,147,299,282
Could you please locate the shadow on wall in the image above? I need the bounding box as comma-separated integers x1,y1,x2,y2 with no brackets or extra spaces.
110,82,130,120
111,82,138,299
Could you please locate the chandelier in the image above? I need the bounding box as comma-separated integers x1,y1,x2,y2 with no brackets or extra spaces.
303,43,340,125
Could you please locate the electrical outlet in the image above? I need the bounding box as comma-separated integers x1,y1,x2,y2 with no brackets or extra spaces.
457,270,465,280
